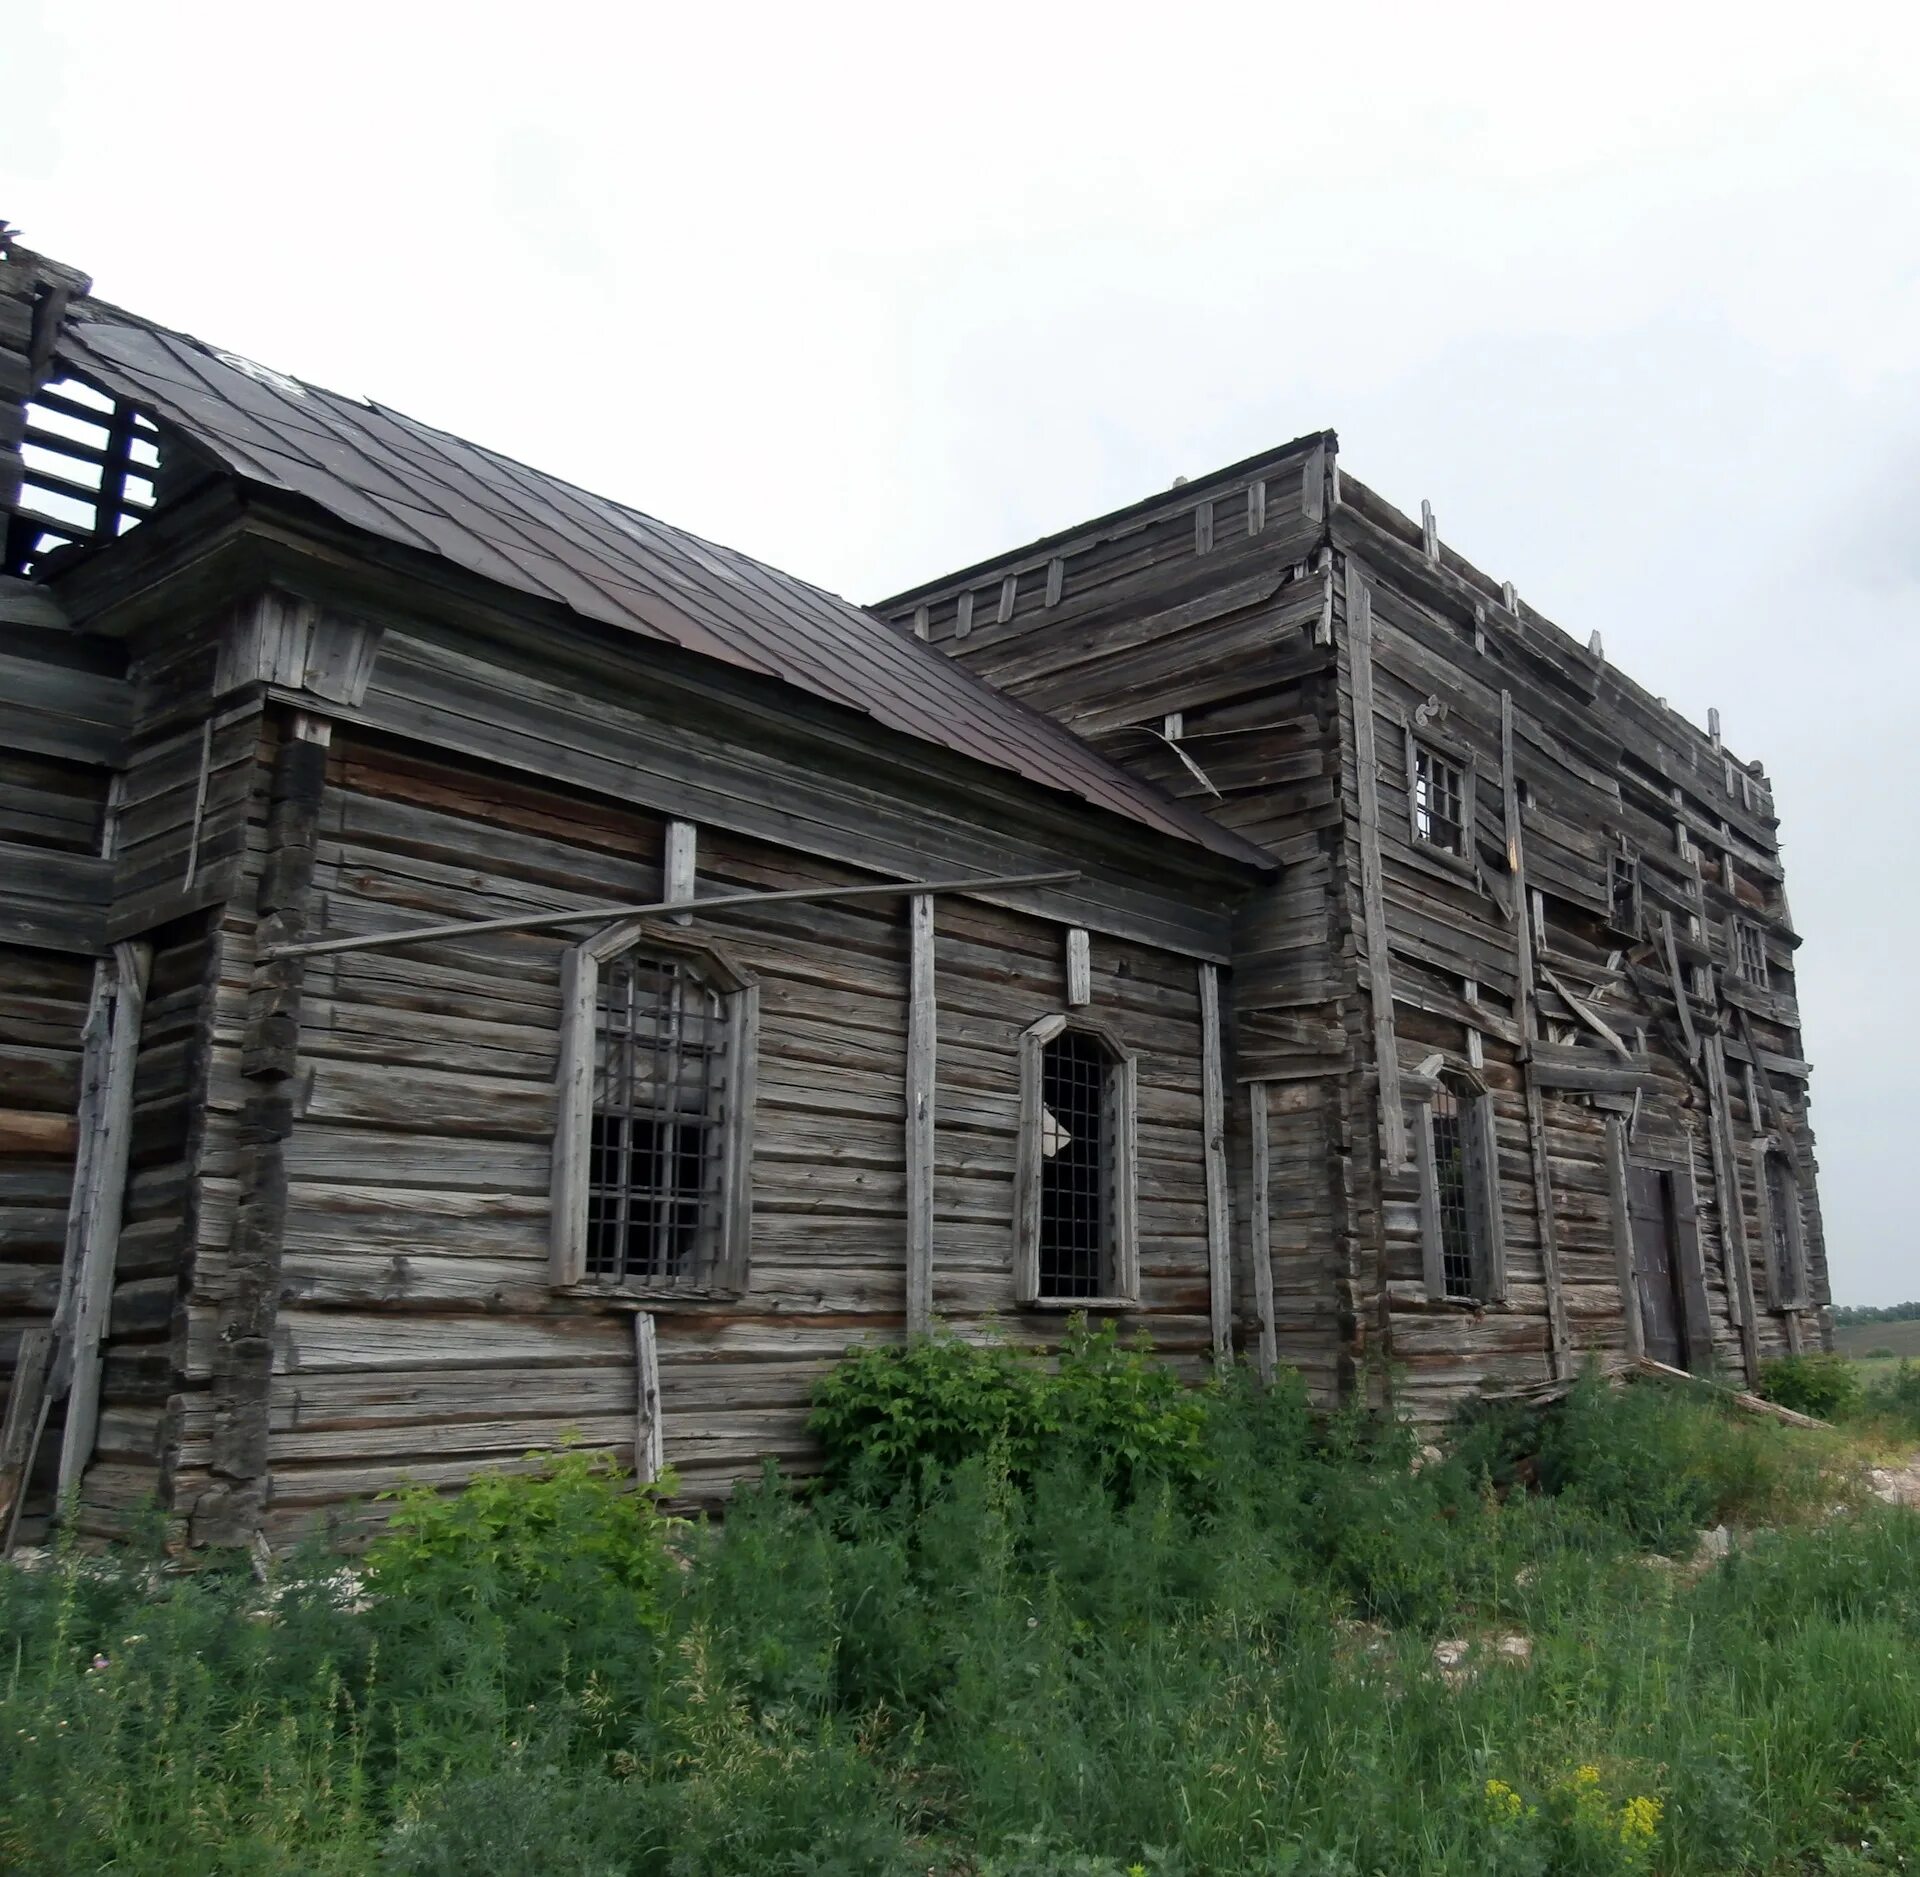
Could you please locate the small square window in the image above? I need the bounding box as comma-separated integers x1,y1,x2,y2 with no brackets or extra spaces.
1414,746,1467,855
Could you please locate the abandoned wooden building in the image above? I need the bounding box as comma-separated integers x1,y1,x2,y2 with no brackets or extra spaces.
0,231,1828,1548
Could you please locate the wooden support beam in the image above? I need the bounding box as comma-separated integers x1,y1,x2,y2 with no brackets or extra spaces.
904,893,936,1337
1347,572,1405,1169
1248,1081,1277,1382
1198,962,1233,1369
55,939,150,1507
632,1311,663,1484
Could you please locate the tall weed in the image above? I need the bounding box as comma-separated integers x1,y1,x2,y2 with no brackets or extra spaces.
3,1346,1916,1874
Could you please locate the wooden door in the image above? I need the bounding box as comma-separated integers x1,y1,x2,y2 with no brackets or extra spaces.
1628,1165,1686,1369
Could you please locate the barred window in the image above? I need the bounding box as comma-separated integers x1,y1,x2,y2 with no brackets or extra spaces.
1039,1029,1109,1298
1414,746,1466,855
1732,919,1769,989
1015,1014,1138,1305
552,925,757,1292
1429,1085,1476,1300
588,953,728,1282
1414,1071,1504,1304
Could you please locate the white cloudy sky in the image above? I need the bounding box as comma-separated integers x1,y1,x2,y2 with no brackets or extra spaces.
11,1,1919,1300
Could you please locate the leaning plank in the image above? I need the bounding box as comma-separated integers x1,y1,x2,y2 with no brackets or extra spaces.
1633,1357,1824,1428
1503,689,1567,1376
56,940,151,1506
0,1328,54,1551
904,892,936,1336
1702,1037,1762,1383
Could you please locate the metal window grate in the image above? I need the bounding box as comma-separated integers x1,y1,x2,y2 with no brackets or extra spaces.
587,951,727,1283
1415,747,1466,854
1431,1086,1476,1299
1734,921,1769,989
1039,1029,1108,1297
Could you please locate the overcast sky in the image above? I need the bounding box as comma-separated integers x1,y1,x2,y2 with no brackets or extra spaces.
11,1,1918,1301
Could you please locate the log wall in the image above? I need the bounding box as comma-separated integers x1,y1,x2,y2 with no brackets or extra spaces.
878,437,1358,1398
894,439,1829,1408
156,724,1225,1540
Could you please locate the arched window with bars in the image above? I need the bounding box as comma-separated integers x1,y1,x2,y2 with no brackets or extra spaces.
551,923,757,1293
1013,1013,1138,1307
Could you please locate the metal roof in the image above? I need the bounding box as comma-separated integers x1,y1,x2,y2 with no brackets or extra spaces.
56,304,1268,870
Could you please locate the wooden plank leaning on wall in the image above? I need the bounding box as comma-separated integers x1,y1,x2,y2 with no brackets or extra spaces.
1501,689,1570,1377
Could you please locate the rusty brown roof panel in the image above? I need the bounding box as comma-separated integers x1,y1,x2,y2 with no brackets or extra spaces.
57,303,1270,869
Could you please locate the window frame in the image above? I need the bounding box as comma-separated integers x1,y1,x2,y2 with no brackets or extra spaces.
1012,1011,1139,1308
1730,917,1770,991
1405,729,1477,867
1752,1136,1809,1311
550,917,759,1297
1607,844,1643,939
1410,1066,1506,1304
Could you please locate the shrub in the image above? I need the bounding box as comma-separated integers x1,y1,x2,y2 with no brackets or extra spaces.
808,1330,1046,1500
1757,1353,1863,1422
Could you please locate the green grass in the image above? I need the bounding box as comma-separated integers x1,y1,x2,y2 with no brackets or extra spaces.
2,1361,1917,1875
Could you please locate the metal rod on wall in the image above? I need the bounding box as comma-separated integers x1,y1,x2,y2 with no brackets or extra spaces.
262,870,1083,962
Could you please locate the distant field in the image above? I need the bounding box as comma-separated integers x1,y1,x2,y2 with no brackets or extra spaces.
1832,1317,1920,1359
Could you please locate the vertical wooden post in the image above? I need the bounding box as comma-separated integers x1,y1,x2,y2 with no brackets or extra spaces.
904,894,936,1337
1248,1081,1277,1382
55,939,151,1506
665,821,696,926
1064,927,1091,1008
1704,1039,1762,1382
1198,963,1233,1368
632,1311,663,1484
1504,689,1568,1375
1604,1115,1645,1360
1347,572,1405,1168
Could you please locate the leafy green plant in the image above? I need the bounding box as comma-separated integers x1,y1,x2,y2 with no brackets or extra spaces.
1758,1352,1864,1421
809,1317,1208,1504
365,1447,678,1624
